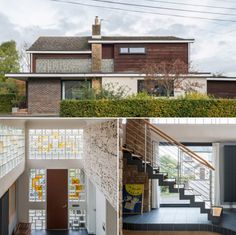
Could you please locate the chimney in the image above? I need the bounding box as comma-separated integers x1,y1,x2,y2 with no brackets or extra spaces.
92,16,102,73
92,16,101,39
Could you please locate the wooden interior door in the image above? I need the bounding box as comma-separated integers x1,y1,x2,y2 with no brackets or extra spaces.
47,169,68,230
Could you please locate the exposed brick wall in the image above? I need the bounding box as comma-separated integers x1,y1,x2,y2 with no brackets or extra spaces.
123,157,151,212
123,119,153,213
28,78,61,115
83,120,118,210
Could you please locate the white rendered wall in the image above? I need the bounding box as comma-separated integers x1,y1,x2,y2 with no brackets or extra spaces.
102,76,207,97
96,188,106,235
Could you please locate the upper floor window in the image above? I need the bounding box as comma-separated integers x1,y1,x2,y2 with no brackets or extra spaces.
119,47,146,54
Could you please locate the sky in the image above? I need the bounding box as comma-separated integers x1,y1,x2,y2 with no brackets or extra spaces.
1,0,236,75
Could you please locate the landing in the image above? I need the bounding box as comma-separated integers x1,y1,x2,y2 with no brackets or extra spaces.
123,207,210,224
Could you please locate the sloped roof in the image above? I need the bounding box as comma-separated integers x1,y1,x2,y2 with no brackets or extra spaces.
96,36,192,41
27,35,193,51
27,36,91,51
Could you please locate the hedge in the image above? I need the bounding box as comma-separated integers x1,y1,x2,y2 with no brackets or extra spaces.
60,99,236,117
0,94,15,114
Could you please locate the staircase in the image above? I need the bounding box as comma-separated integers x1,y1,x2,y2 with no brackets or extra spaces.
123,148,212,218
123,119,216,221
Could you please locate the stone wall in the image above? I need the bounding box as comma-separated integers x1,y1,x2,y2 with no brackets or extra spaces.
35,58,114,73
101,59,114,73
36,58,92,73
83,120,118,210
92,44,102,72
28,78,61,115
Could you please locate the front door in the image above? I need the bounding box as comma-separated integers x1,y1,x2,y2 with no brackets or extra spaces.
47,169,68,230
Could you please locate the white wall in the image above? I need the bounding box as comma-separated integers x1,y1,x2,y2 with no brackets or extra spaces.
96,188,106,235
106,200,117,235
102,76,208,97
102,76,140,95
86,179,96,234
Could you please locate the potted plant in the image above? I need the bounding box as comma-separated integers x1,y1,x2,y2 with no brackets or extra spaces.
11,95,19,113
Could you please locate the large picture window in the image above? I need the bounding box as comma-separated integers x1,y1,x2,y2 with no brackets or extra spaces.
62,80,91,100
138,80,174,97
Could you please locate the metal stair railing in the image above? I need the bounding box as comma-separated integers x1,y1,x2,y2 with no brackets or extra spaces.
125,119,215,209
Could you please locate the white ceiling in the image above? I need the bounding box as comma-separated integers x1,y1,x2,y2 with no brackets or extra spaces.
156,124,236,143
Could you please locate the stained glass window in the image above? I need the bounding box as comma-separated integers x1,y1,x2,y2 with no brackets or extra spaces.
29,129,83,159
0,124,24,178
29,169,46,202
69,169,85,202
29,210,46,230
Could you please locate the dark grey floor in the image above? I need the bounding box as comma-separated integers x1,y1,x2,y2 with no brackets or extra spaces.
123,207,236,232
124,207,210,224
32,229,88,235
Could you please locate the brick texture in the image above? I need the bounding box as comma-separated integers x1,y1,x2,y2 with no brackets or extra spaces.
123,119,153,213
28,78,61,115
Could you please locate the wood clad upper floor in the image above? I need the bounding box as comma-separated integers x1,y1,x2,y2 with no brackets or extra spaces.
28,36,192,73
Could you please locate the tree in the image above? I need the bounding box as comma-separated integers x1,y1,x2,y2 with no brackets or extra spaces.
0,40,26,96
0,40,20,81
142,59,202,97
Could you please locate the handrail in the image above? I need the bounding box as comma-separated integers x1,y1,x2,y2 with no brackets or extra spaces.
143,120,215,171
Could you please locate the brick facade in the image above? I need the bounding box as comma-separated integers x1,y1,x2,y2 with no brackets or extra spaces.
123,119,153,213
28,78,61,115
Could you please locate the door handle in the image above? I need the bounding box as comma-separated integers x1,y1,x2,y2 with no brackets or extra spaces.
62,204,67,209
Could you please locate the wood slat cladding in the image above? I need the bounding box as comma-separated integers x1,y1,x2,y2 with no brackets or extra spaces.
32,53,91,72
102,44,114,59
207,81,236,98
114,43,188,72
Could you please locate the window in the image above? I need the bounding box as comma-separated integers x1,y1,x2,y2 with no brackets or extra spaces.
29,129,83,160
138,80,174,97
120,47,129,54
0,125,24,178
119,47,146,54
129,47,146,53
29,169,46,202
63,80,91,100
69,169,85,202
29,210,46,230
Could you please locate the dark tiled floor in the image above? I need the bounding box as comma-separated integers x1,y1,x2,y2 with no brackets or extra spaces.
123,207,236,233
32,229,88,235
124,208,210,224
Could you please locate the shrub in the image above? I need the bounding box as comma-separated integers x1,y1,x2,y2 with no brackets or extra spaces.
0,94,15,113
60,98,236,117
178,92,213,100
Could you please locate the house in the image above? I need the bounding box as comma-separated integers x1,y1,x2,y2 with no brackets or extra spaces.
0,118,118,235
6,16,212,115
121,118,236,235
